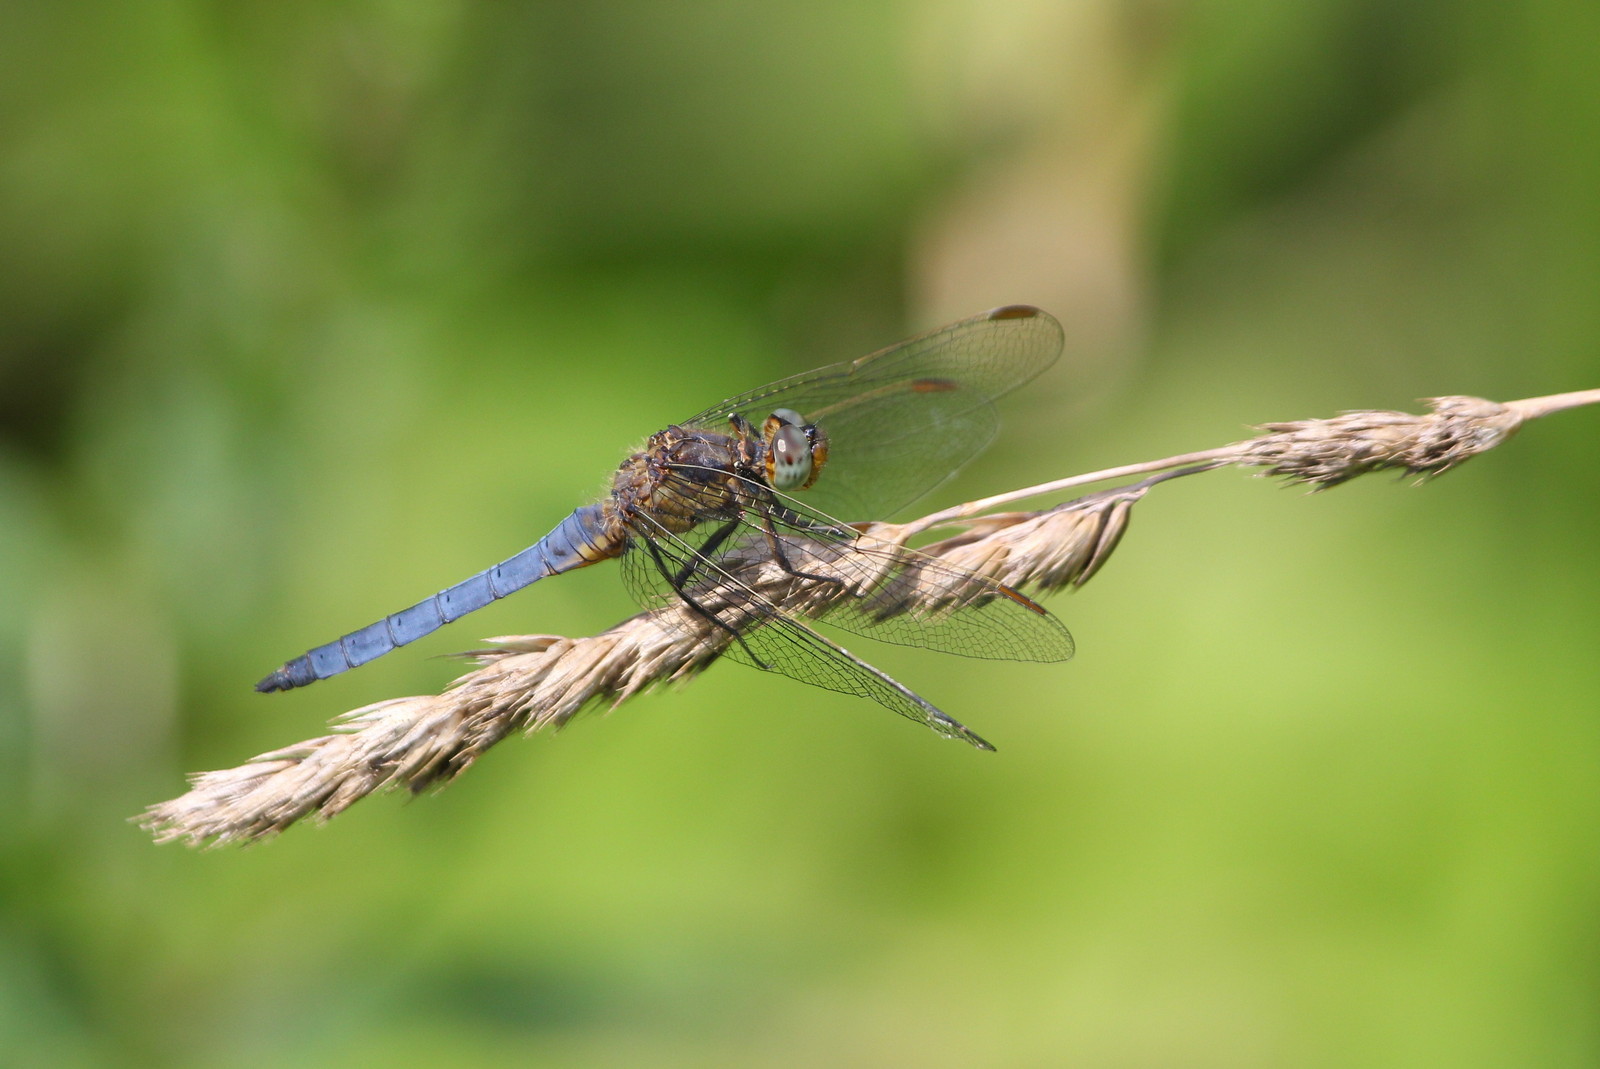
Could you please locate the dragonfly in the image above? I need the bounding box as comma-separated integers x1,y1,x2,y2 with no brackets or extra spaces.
257,304,1074,748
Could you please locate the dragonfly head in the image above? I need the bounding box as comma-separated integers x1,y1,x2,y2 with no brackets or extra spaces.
762,408,829,492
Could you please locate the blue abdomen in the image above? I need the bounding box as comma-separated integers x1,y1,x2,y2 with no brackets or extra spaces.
257,504,614,692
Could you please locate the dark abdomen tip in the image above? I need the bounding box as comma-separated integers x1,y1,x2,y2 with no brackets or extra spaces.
255,659,316,693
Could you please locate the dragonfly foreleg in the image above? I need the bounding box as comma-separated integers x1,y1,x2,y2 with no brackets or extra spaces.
671,519,740,590
760,512,849,592
644,534,771,670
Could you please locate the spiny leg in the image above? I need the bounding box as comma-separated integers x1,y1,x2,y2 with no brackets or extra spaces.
760,507,849,590
670,518,740,590
643,534,771,669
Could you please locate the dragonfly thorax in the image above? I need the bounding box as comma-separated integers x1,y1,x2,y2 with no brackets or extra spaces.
608,425,756,536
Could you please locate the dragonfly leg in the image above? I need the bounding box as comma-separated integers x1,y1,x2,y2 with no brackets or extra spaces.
644,535,771,670
670,519,740,589
761,513,848,590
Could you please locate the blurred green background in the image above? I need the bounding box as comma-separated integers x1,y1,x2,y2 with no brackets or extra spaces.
4,2,1599,1066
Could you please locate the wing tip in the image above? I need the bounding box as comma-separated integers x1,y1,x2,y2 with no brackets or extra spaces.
938,717,996,751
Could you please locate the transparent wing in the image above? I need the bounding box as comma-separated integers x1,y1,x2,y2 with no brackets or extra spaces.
621,514,995,749
683,305,1063,519
721,508,1075,663
624,465,1073,664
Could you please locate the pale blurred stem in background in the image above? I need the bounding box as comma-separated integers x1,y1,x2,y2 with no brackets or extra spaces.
138,389,1600,847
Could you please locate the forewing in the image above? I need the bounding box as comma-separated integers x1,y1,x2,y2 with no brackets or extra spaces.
683,306,1063,519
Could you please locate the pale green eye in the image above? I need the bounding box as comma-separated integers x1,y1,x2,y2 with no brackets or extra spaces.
769,422,813,490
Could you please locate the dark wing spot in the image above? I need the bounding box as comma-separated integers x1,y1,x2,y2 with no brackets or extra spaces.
998,585,1051,615
909,377,961,393
987,304,1041,321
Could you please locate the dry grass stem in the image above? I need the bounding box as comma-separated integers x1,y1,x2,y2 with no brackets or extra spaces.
139,388,1594,845
141,614,729,845
1238,395,1528,488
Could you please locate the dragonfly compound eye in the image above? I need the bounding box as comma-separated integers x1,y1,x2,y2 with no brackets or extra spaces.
767,421,816,490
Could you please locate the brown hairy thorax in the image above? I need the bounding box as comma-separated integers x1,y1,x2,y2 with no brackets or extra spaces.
610,423,756,536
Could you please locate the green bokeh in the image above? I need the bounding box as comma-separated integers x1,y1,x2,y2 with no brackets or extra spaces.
3,2,1598,1066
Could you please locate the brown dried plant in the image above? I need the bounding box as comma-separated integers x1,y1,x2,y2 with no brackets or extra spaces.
138,389,1599,846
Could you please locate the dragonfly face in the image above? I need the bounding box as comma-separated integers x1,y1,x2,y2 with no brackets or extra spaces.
760,407,828,492
258,305,1072,749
